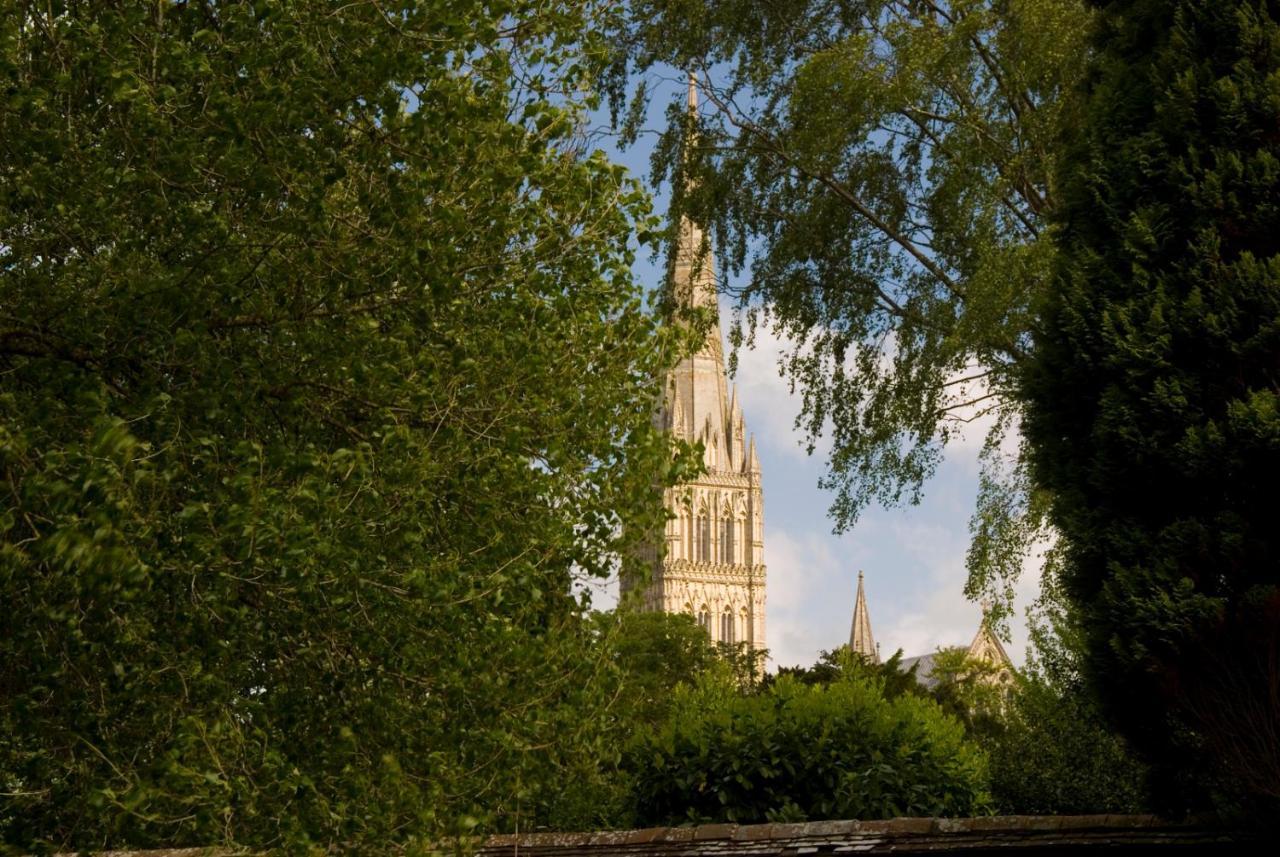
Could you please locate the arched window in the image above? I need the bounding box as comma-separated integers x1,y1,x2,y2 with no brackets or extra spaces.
697,605,711,636
719,513,734,564
720,607,735,645
698,513,711,562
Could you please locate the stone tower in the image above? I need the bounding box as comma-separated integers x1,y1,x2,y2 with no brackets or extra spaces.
623,76,767,658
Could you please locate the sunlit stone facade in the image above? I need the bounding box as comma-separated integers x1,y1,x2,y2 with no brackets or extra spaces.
625,85,766,655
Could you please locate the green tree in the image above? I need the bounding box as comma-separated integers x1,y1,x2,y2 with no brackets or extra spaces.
627,672,990,825
780,646,1008,743
527,611,719,831
988,676,1149,814
923,647,1008,741
712,640,770,692
606,0,1092,626
978,584,1149,814
0,1,687,850
773,647,922,700
1021,0,1280,813
597,609,719,728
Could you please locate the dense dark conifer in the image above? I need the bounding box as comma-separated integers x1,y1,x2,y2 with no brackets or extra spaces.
1022,0,1280,813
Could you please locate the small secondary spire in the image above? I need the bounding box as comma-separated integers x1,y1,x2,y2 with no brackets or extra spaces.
849,570,879,664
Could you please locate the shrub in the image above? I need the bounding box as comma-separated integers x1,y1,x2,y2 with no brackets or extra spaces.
628,674,990,825
989,675,1149,814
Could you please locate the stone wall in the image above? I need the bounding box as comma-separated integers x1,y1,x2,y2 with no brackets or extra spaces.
479,816,1253,855
41,816,1258,855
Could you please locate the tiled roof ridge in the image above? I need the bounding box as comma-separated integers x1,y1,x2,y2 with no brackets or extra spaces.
36,814,1251,855
480,814,1245,854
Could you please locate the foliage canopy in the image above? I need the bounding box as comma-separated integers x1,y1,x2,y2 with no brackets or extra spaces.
772,646,922,701
0,0,685,850
1021,0,1280,813
604,0,1093,625
595,609,721,730
988,671,1149,815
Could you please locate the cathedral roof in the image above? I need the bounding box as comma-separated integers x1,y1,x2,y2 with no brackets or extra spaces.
900,604,1014,688
899,652,942,689
866,593,1012,687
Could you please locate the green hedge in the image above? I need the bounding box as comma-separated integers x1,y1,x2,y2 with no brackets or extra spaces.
628,675,990,825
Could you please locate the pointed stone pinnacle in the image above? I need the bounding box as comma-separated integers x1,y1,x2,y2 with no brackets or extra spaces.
849,570,879,664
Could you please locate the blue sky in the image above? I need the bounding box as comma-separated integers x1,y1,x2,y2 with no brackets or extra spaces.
583,71,1042,670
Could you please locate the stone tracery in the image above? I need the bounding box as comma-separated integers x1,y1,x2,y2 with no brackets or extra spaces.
623,78,766,656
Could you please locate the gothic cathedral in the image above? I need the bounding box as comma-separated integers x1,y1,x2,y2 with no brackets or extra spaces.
624,78,767,657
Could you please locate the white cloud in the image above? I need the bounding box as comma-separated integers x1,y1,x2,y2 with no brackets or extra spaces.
723,314,813,459
873,517,1044,668
587,298,1047,675
764,513,1044,671
761,528,850,668
876,519,986,659
723,301,836,462
577,572,618,614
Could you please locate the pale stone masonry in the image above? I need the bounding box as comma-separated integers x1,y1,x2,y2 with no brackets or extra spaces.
624,77,766,658
848,570,879,664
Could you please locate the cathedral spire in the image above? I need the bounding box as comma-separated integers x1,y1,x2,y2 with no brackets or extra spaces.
672,70,719,321
625,67,766,664
849,570,879,664
664,66,727,447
